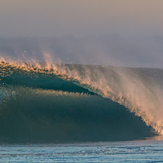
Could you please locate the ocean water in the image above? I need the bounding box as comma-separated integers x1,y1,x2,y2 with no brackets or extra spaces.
0,60,163,162
0,140,163,162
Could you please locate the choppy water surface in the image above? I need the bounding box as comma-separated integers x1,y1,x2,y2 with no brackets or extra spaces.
0,140,163,162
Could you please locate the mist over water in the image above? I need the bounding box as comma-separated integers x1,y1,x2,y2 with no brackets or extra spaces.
1,36,163,68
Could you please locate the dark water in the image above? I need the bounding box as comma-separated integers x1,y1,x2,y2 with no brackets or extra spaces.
0,62,161,143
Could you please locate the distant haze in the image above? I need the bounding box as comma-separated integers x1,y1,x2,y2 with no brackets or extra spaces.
0,0,163,37
0,36,163,68
0,0,163,68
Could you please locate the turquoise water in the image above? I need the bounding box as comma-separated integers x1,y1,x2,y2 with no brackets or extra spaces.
0,140,163,162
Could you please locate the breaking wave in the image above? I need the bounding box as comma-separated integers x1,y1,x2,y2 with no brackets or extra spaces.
0,59,163,143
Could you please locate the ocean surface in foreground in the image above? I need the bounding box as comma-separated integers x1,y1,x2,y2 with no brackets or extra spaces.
0,139,163,162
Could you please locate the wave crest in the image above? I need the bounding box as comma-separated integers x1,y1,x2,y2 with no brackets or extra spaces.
0,59,163,142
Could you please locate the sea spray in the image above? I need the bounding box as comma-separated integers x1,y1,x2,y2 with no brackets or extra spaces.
0,58,162,142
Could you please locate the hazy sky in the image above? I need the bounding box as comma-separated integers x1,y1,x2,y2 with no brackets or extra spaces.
0,0,163,37
0,0,163,68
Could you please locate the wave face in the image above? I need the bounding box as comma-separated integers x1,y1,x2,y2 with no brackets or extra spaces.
0,61,162,143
